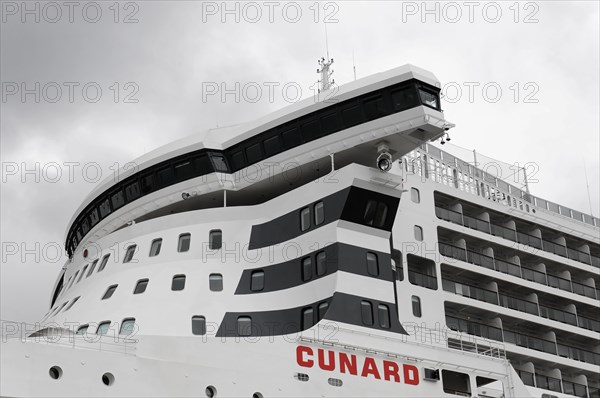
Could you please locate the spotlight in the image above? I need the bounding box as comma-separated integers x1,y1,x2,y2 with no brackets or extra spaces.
376,142,393,172
445,133,451,142
182,192,190,200
440,139,446,145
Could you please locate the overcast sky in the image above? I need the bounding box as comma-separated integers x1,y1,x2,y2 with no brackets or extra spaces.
1,1,599,323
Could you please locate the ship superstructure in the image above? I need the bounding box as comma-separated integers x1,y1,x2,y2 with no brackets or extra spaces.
1,63,598,398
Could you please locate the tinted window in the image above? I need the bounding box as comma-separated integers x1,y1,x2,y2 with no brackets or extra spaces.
419,88,439,110
125,181,140,201
98,198,111,218
172,275,186,291
119,318,135,335
366,252,379,276
341,103,363,128
192,316,206,335
102,285,118,300
378,304,390,328
411,187,420,203
133,279,148,294
318,302,329,320
251,270,265,292
237,316,252,336
316,252,327,276
156,166,173,188
361,301,374,325
282,127,301,148
174,161,194,182
392,86,418,112
140,174,154,194
412,296,422,317
209,274,223,292
300,118,320,141
314,202,324,225
178,233,191,252
414,225,423,241
123,244,137,263
231,151,245,170
321,111,341,134
81,218,90,234
263,136,282,156
300,208,310,231
246,143,263,163
209,153,228,172
364,200,388,228
302,257,312,282
209,230,222,250
87,259,98,277
111,190,125,210
364,95,386,120
89,208,100,226
149,238,162,257
302,307,314,329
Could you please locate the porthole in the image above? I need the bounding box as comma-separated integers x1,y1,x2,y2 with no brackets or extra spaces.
49,366,63,380
328,378,343,387
294,373,309,382
102,372,115,386
205,385,217,397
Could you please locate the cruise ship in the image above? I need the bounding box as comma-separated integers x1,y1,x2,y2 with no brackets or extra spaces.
1,61,598,398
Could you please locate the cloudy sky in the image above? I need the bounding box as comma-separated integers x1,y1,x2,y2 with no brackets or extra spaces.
1,1,599,323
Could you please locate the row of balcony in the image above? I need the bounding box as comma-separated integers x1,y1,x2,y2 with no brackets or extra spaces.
516,370,597,398
446,316,598,398
435,206,600,268
438,241,600,326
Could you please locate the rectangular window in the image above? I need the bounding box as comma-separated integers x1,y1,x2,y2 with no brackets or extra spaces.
123,244,137,263
366,252,379,276
442,370,471,396
119,318,136,335
316,252,327,276
98,198,111,218
209,274,223,292
209,230,222,250
149,238,162,257
140,174,154,194
363,200,388,228
174,161,194,182
378,304,390,329
231,151,245,170
192,316,206,335
320,111,341,134
81,218,90,234
302,307,314,329
364,95,386,120
111,190,125,210
246,143,263,164
102,285,118,300
263,135,282,156
314,202,324,225
96,321,111,336
98,254,110,272
300,118,320,142
391,86,418,112
178,233,191,252
300,207,310,231
302,257,312,282
87,260,98,277
125,181,140,202
419,88,439,110
251,270,265,292
318,302,329,320
412,296,422,317
89,208,100,226
237,316,252,336
282,127,301,148
172,275,186,291
133,279,149,294
341,103,364,128
156,166,174,188
361,301,374,326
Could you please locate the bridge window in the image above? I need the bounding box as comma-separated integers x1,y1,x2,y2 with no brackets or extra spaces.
102,285,118,300
209,230,222,250
140,174,154,194
314,202,324,225
174,160,194,182
392,86,419,112
89,208,100,226
250,270,264,292
125,181,140,201
98,198,111,218
364,200,388,228
366,252,379,276
123,244,137,263
98,254,110,272
119,318,136,335
192,316,206,335
442,370,471,396
111,190,125,210
246,143,263,163
419,88,439,110
149,238,162,257
178,233,191,252
360,300,374,326
263,136,282,156
133,279,149,294
209,274,223,292
156,166,173,188
172,275,186,291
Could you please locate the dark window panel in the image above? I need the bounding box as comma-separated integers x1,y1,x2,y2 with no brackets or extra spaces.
366,252,379,276
378,304,390,329
208,153,229,172
178,233,191,252
133,279,148,294
149,238,162,257
192,316,206,335
300,118,321,142
392,86,419,112
341,103,364,128
102,285,118,300
193,154,212,174
361,301,374,325
140,174,154,194
364,95,387,120
98,198,111,218
231,151,245,170
263,135,282,156
156,166,173,188
282,127,301,148
316,252,327,276
246,143,263,164
300,208,311,231
237,316,252,336
174,160,194,182
172,275,186,291
318,302,329,320
209,274,223,292
302,257,312,282
125,181,141,202
302,307,314,329
250,270,265,291
209,230,222,250
321,111,341,134
314,202,324,225
111,190,125,210
89,208,100,226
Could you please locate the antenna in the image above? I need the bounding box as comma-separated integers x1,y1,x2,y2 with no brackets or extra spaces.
325,23,330,61
316,22,334,93
583,159,595,217
353,51,357,81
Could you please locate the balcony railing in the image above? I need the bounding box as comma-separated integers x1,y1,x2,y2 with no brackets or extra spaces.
442,279,498,305
503,329,556,355
407,269,438,290
438,241,599,300
435,206,597,267
535,373,563,393
498,293,539,316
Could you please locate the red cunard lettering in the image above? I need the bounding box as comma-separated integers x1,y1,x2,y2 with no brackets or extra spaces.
296,345,313,367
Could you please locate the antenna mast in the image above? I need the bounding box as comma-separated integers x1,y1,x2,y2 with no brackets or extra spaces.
316,24,334,93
